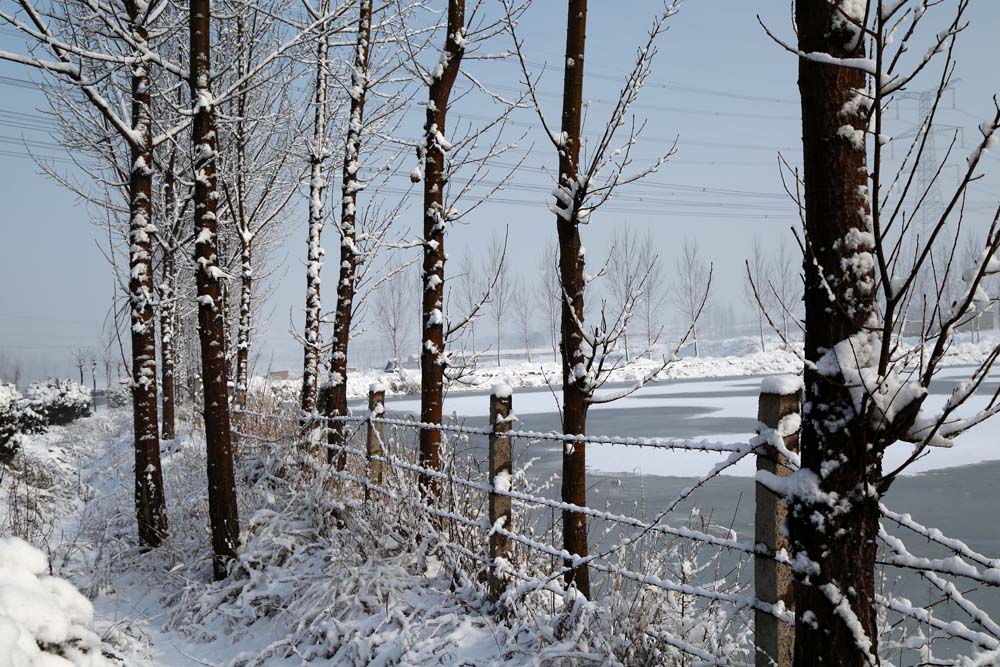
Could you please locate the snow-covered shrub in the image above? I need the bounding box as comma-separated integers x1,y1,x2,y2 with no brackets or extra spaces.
0,383,22,460
0,535,123,666
106,386,129,409
381,367,420,395
0,384,46,461
23,379,92,426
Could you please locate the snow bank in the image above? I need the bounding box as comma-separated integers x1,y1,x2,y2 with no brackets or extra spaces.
253,334,1000,407
0,536,121,666
249,348,804,404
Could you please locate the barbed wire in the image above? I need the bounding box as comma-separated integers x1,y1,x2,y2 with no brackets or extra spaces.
233,407,1000,655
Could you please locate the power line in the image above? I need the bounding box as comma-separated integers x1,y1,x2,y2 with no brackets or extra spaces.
0,312,104,325
520,47,799,105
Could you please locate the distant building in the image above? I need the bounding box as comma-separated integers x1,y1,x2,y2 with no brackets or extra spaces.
268,370,290,380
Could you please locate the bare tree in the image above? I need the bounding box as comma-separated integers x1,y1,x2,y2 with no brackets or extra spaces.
0,0,172,547
635,228,667,358
671,238,712,357
506,0,684,597
190,0,240,579
403,0,524,503
769,237,803,347
73,348,88,385
327,0,415,467
742,238,772,353
375,262,414,366
216,4,299,407
510,275,534,362
606,225,644,361
536,241,560,362
485,232,512,367
157,148,184,440
761,1,1000,662
417,0,465,501
327,0,375,467
300,0,334,416
457,252,485,355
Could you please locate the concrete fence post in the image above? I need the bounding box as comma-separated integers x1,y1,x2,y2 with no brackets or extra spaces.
489,383,513,603
366,384,386,501
755,377,802,667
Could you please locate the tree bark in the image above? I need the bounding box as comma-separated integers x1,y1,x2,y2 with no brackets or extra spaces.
555,0,590,598
190,0,240,581
128,24,167,548
419,0,464,502
236,240,252,406
160,245,177,440
792,2,879,664
300,7,331,416
233,22,253,410
160,150,178,441
329,0,373,468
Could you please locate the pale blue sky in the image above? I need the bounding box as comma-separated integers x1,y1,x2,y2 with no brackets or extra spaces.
1,0,999,381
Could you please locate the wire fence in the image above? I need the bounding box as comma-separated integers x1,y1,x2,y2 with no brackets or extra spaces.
232,384,1000,666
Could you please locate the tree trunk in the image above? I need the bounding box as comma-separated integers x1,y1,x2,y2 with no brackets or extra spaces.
128,34,167,549
236,240,252,406
792,2,879,664
300,11,331,416
233,30,252,410
160,149,178,440
160,246,177,440
555,0,590,598
419,0,464,502
190,0,240,581
329,0,373,469
218,242,234,398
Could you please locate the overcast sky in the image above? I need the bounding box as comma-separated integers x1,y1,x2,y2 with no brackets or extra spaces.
2,0,1000,382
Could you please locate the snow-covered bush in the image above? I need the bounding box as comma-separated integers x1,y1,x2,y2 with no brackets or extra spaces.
380,368,421,395
106,386,129,409
23,379,92,426
0,384,46,461
0,535,123,666
0,383,22,460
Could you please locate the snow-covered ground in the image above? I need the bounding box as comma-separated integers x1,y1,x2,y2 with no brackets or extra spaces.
0,410,753,666
5,335,1000,665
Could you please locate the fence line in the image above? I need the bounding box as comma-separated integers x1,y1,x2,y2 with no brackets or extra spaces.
235,407,751,453
234,383,1000,666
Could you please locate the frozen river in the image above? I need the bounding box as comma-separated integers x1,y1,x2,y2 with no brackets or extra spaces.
381,365,1000,477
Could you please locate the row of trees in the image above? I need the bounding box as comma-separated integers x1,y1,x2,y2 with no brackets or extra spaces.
6,0,1000,664
0,0,396,576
